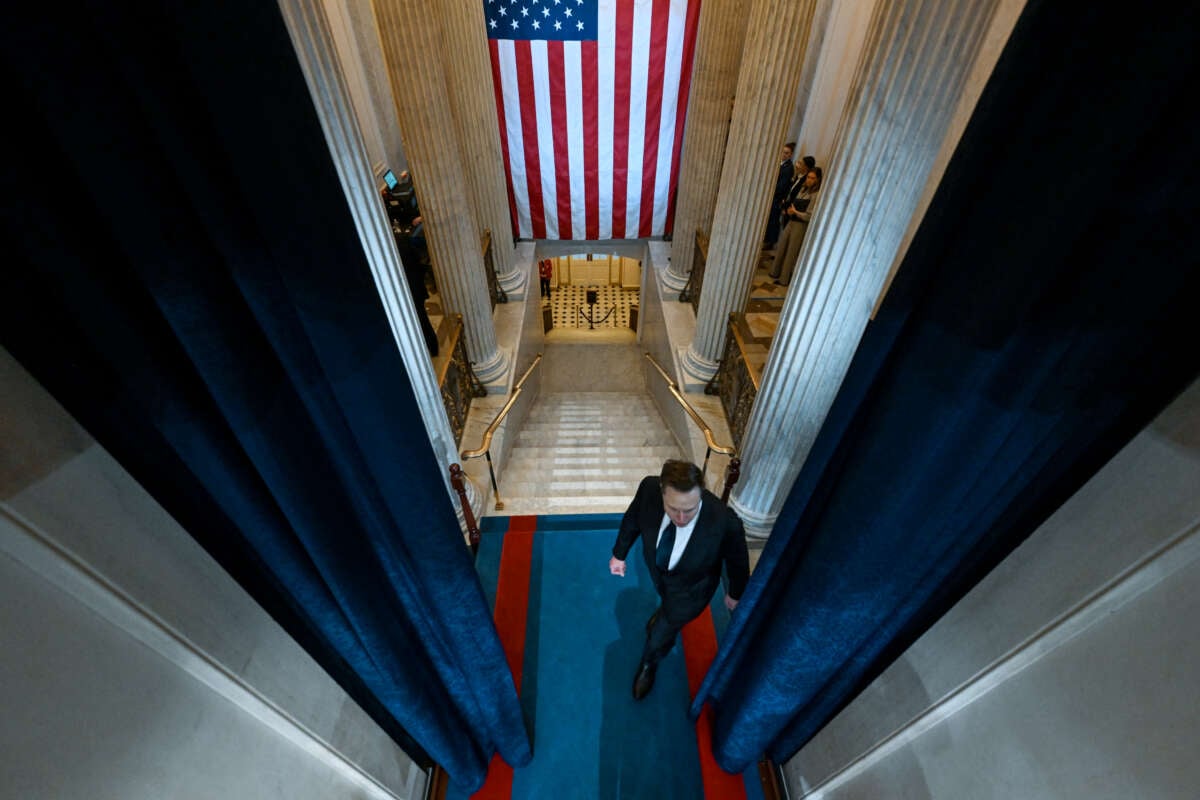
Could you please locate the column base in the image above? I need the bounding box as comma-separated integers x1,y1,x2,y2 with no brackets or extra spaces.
661,268,689,293
472,345,513,394
678,344,719,393
728,493,777,540
497,267,528,301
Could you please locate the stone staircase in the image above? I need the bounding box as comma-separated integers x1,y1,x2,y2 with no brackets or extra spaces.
492,391,684,516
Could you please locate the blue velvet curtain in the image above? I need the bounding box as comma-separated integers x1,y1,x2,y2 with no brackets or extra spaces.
1,3,528,790
694,0,1200,772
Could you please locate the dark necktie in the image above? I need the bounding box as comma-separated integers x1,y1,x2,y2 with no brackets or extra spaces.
656,523,676,572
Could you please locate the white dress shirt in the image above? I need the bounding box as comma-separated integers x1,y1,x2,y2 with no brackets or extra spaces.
656,501,702,571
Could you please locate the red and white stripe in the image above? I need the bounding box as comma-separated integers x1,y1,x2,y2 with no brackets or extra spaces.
488,0,699,241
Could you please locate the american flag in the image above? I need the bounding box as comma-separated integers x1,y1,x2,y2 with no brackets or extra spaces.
484,0,700,240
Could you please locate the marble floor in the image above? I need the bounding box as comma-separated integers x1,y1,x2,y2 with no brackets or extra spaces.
545,284,637,331
426,279,639,332
738,250,789,376
426,250,786,372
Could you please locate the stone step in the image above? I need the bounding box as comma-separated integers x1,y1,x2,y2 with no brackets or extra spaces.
517,425,660,436
488,390,682,516
499,479,642,495
492,495,637,515
518,417,667,429
529,407,659,417
511,438,681,450
516,424,668,436
503,452,678,468
518,412,662,423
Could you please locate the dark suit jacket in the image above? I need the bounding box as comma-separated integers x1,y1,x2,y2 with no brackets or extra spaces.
773,159,795,204
612,476,750,625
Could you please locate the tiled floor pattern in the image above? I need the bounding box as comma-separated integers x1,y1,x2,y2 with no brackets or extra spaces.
425,253,785,367
545,284,637,330
737,252,788,376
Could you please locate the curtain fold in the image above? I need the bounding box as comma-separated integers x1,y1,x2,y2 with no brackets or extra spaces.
694,0,1200,772
1,2,528,790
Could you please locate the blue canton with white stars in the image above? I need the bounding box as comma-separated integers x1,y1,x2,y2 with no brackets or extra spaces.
484,0,598,42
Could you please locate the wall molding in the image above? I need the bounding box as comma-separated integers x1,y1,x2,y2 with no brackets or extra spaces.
798,518,1200,799
0,502,416,800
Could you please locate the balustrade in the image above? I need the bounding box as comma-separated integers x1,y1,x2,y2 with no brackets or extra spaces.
437,314,487,445
707,313,760,451
481,228,507,310
678,229,708,312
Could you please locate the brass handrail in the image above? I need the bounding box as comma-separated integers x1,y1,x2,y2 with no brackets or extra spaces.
435,315,464,386
643,352,736,488
460,353,543,510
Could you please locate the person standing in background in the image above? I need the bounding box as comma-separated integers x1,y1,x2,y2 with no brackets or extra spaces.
763,142,796,248
771,164,822,287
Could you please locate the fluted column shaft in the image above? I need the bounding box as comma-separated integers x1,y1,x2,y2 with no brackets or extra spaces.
679,0,817,386
435,0,526,297
664,0,749,291
374,0,510,386
731,0,1002,538
278,0,481,529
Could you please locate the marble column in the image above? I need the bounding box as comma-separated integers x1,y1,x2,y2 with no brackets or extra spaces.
664,0,750,292
678,0,818,388
730,0,1003,538
374,0,511,388
278,0,481,528
435,0,526,299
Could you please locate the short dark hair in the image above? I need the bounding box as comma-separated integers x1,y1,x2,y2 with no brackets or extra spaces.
802,155,816,169
784,141,796,150
660,460,703,493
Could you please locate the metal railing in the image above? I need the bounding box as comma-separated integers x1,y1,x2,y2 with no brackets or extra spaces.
481,228,507,309
437,314,487,446
707,312,761,450
460,353,543,511
678,228,707,312
643,352,741,501
448,463,481,553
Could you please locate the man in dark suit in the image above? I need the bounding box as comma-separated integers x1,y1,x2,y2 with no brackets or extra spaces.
609,460,750,700
764,142,796,247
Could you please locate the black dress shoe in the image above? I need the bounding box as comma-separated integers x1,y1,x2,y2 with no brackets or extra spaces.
632,661,657,700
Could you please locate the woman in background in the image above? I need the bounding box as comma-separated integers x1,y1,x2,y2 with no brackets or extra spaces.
771,165,822,288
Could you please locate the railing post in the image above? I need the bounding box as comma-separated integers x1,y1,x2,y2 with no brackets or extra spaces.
721,457,741,505
485,451,504,511
449,463,480,553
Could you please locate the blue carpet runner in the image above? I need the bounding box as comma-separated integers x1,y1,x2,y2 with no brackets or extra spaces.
448,514,766,799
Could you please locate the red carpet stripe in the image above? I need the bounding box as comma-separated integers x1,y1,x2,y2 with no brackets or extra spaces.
682,608,747,799
472,515,537,800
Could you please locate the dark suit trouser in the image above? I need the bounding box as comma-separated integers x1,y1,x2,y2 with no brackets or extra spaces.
643,602,684,665
643,566,691,666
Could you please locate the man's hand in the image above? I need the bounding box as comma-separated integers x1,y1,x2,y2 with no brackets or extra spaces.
724,595,739,611
609,557,626,577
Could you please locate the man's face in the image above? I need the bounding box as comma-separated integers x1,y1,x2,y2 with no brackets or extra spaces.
782,146,794,162
662,486,702,527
